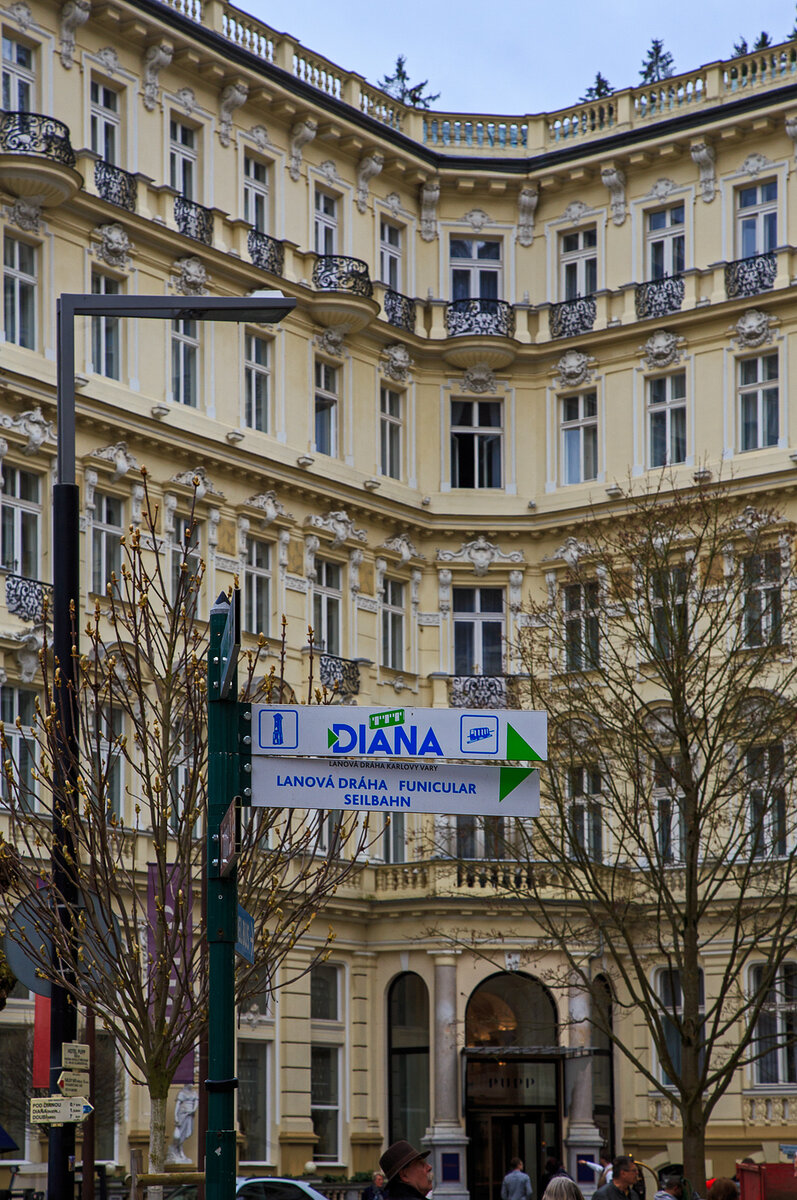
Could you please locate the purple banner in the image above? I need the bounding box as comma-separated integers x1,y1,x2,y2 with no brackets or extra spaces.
147,862,194,1084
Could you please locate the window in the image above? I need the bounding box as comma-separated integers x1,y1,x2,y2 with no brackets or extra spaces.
92,492,123,595
313,559,341,655
311,964,339,1020
451,399,502,489
3,236,36,349
311,1045,339,1161
658,968,704,1085
170,513,202,610
380,220,401,289
243,537,270,636
382,578,405,670
169,119,197,199
382,812,406,863
450,237,501,300
91,273,121,379
743,550,782,648
90,79,120,164
561,227,597,299
739,354,778,451
649,373,686,467
456,814,506,860
651,565,688,659
453,586,503,675
568,765,602,861
238,1040,268,1163
314,361,338,456
561,391,598,484
752,963,797,1085
314,190,337,255
171,319,199,407
654,755,685,864
243,155,269,232
2,35,33,111
1,464,40,578
647,204,685,279
244,333,269,431
564,582,600,672
93,706,124,822
388,973,430,1149
737,181,777,258
748,742,785,859
0,687,36,809
380,387,402,480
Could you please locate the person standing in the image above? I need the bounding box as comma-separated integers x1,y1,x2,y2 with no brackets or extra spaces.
502,1158,533,1200
594,1157,640,1200
380,1141,434,1200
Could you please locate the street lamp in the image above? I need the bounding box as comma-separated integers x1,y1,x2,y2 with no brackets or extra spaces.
52,293,296,1200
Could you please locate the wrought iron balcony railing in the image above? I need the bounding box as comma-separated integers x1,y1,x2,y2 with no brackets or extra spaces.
549,295,597,339
318,653,360,699
6,574,52,623
448,674,519,709
94,159,137,212
247,229,285,277
313,255,373,298
725,252,777,300
635,275,685,319
445,297,515,338
384,289,417,334
0,111,76,167
174,195,214,245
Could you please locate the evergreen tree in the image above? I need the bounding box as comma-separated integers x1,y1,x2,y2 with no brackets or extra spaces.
639,37,676,83
580,72,614,102
732,36,749,57
378,54,440,109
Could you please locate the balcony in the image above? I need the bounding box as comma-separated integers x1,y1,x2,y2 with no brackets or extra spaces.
725,252,776,300
313,254,373,298
447,675,520,709
310,255,378,334
247,229,285,277
94,160,137,212
384,289,417,334
635,275,684,320
174,195,214,245
0,111,81,206
6,574,52,623
445,297,515,338
549,295,597,339
318,653,360,700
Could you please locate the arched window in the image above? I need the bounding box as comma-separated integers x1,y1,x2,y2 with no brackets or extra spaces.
466,972,557,1048
388,973,430,1147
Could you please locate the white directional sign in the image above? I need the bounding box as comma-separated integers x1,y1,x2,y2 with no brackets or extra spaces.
253,705,546,762
62,1042,90,1070
58,1070,90,1098
30,1096,93,1124
252,757,540,817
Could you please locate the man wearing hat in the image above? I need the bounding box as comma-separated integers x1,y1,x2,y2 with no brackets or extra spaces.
380,1140,433,1200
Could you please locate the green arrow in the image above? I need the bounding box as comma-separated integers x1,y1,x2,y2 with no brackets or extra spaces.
506,723,543,762
499,766,534,802
327,728,337,749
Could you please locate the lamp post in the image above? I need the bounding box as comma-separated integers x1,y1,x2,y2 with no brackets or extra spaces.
53,293,295,1200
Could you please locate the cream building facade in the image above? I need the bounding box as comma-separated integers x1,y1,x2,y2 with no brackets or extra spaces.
2,0,797,1194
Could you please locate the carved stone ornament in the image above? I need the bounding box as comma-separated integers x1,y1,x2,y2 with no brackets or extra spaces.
95,47,119,74
8,2,34,31
690,140,716,203
245,490,291,526
0,407,54,454
437,536,524,578
142,41,173,112
438,568,452,612
319,160,338,184
169,466,224,500
92,441,139,480
462,362,497,394
741,152,772,178
314,328,345,358
516,184,538,246
601,164,626,226
172,256,208,296
7,197,41,233
381,343,413,383
14,628,44,683
642,328,683,370
385,192,403,218
349,547,363,593
562,200,592,224
218,79,248,147
647,178,676,200
464,208,491,232
176,86,197,115
420,179,440,242
356,151,384,213
304,533,320,581
554,349,594,388
93,222,132,269
733,308,774,349
785,113,797,158
306,510,367,548
249,124,271,151
547,535,593,567
382,533,424,564
288,118,317,181
59,0,90,69
509,569,524,614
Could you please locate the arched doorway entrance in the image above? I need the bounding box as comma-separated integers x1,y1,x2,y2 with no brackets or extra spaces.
387,972,430,1150
465,973,560,1200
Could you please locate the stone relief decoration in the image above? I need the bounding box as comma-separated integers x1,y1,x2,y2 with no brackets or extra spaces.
142,41,173,112
93,222,132,269
785,113,797,157
601,165,627,226
7,198,41,233
740,152,772,178
547,535,593,567
163,492,177,534
92,441,138,480
0,407,54,454
381,343,413,383
419,179,440,242
208,506,220,549
381,533,424,563
554,349,594,389
438,568,452,613
235,515,250,557
245,490,290,526
374,556,387,598
732,308,774,349
385,192,403,218
59,0,90,69
288,117,317,181
169,466,224,500
14,628,44,683
95,46,119,74
462,363,497,394
562,200,592,224
437,536,524,578
176,86,197,115
132,482,144,525
516,184,538,246
509,570,524,614
306,510,367,547
647,178,676,200
418,612,441,626
314,328,345,358
304,533,320,581
249,124,271,151
83,466,98,511
8,2,34,30
218,80,248,147
318,160,338,185
349,547,363,594
463,208,491,232
411,568,422,608
690,140,716,202
641,328,684,370
172,256,208,296
356,151,384,213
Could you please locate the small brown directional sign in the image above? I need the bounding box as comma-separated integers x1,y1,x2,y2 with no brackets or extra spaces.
62,1042,90,1070
58,1070,90,1098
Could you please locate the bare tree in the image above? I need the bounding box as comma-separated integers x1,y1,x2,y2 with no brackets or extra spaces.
0,472,367,1175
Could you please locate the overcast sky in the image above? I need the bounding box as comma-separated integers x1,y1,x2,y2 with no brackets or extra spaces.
243,0,795,114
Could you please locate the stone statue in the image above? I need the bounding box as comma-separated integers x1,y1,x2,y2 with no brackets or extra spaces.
166,1085,198,1164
